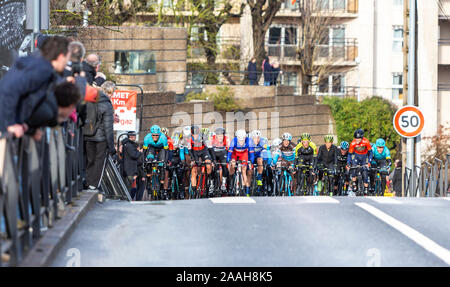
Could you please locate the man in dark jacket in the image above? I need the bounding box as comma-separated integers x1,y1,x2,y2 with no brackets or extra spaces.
390,160,402,196
247,57,258,85
263,56,272,86
84,83,116,191
122,131,143,194
0,36,71,138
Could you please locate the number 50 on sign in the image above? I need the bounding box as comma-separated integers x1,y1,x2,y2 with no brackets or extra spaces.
393,105,425,138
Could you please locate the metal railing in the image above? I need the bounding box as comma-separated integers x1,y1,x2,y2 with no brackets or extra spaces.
404,154,449,197
186,70,293,87
0,123,85,266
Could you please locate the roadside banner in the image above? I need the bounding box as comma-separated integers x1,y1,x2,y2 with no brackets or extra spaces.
111,90,137,131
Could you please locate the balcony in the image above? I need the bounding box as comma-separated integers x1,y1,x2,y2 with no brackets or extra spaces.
438,39,450,65
277,0,358,17
267,38,358,66
187,37,240,62
439,0,450,20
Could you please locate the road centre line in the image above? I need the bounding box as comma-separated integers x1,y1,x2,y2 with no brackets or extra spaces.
355,202,450,266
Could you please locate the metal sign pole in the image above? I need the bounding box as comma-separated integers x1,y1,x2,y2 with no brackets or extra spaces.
406,0,416,197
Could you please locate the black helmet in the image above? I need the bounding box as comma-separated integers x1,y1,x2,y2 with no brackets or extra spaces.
354,128,364,139
191,125,200,135
127,131,136,137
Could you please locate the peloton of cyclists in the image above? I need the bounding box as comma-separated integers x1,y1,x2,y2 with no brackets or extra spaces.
140,126,392,199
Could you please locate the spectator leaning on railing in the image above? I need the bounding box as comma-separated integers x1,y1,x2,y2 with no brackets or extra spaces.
0,36,73,139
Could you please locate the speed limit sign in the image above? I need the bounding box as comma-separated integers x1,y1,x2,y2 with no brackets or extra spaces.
393,105,424,138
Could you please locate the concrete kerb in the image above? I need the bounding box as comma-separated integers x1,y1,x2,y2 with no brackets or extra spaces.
19,191,98,267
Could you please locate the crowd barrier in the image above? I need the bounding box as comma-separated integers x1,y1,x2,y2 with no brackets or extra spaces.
0,122,84,267
404,154,450,197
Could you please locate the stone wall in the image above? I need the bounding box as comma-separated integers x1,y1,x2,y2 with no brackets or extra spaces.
137,86,337,145
79,26,187,94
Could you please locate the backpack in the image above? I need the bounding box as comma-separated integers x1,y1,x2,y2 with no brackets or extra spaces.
82,101,101,136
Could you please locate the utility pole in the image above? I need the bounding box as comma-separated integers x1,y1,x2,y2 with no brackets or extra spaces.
406,0,417,197
402,0,409,197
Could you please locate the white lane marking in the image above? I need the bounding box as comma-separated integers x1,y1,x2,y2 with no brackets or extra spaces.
209,197,256,204
355,202,450,266
301,196,340,204
130,201,173,205
368,197,402,205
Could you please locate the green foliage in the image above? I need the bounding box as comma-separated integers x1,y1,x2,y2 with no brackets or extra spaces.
185,86,242,112
323,96,402,159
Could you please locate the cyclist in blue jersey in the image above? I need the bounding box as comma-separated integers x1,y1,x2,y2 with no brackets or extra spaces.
369,138,392,195
143,125,169,195
249,130,270,188
271,132,297,191
228,130,255,196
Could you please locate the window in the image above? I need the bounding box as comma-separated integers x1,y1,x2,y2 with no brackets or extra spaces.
317,74,345,95
283,0,299,10
317,0,346,11
267,26,298,58
393,0,403,7
317,26,346,60
393,26,403,52
333,0,346,10
392,73,403,100
282,72,298,94
114,51,156,74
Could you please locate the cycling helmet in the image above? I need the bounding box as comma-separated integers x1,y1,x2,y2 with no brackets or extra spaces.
161,127,169,137
282,132,292,141
272,138,282,147
236,129,246,141
340,141,349,150
376,138,386,147
127,131,136,137
215,127,225,135
354,128,364,139
191,125,200,135
182,126,191,138
150,125,161,135
201,127,209,135
324,134,334,143
250,130,262,138
300,133,311,141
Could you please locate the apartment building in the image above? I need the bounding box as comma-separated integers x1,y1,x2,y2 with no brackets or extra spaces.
140,0,447,137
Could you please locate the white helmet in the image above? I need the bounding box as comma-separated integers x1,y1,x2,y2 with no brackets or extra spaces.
182,126,191,138
272,138,282,147
282,132,292,141
250,130,262,138
236,129,247,141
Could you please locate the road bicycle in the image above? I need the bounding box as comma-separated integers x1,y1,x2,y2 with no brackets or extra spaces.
279,165,295,197
230,160,248,196
144,160,166,201
212,162,228,197
316,166,335,196
296,164,314,196
349,165,366,196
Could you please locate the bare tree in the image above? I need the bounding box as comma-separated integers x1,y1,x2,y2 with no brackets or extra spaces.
247,0,283,73
297,0,340,95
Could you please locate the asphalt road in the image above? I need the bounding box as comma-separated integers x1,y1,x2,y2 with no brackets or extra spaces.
50,196,450,267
